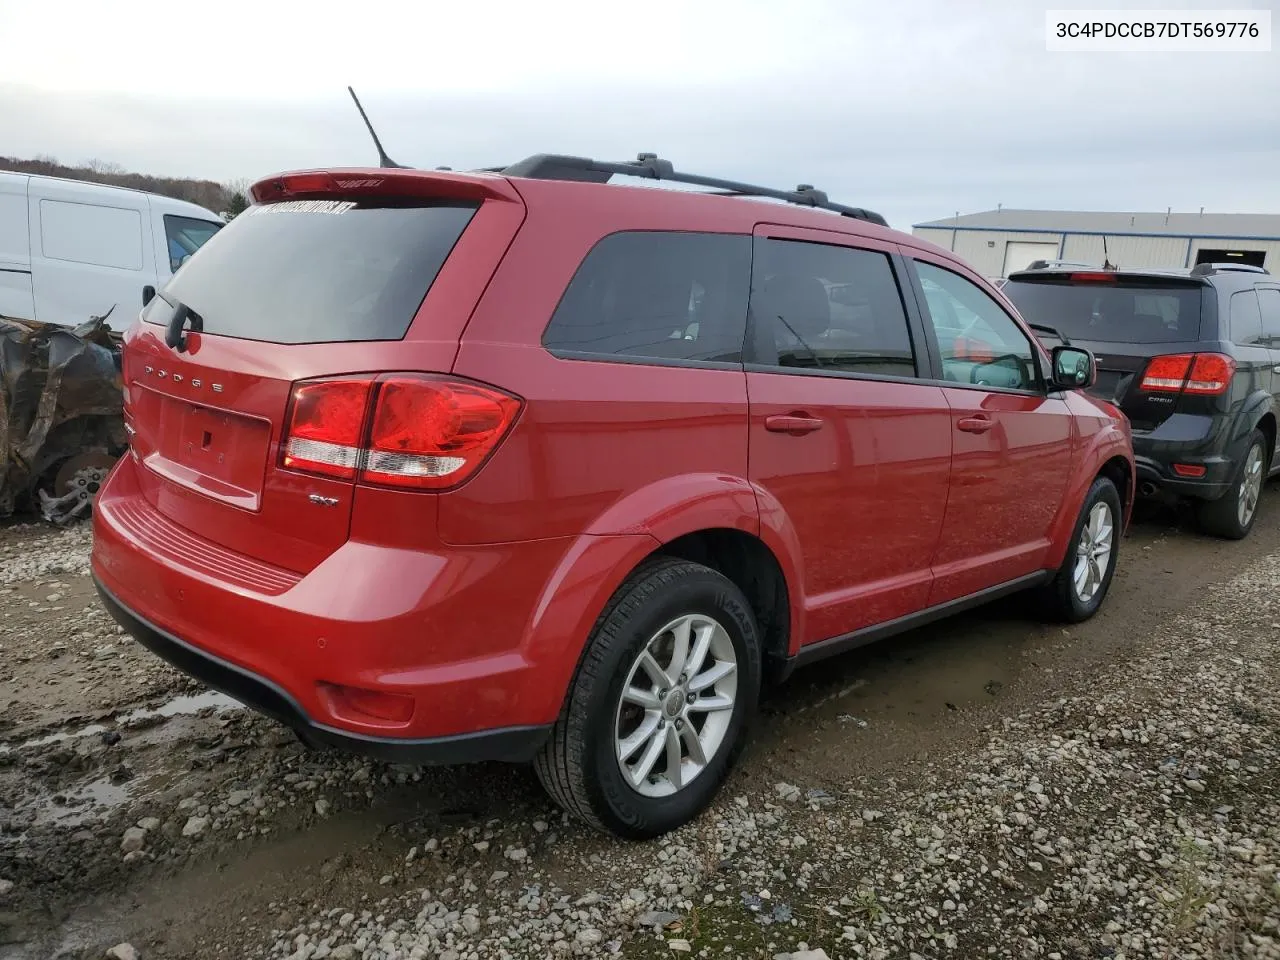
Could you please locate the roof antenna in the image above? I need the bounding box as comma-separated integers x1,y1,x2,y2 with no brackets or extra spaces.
347,86,406,169
1102,235,1115,271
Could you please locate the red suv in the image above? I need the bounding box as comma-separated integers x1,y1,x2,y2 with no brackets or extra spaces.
92,155,1133,838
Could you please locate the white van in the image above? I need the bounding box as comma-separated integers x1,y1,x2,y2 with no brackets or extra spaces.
0,172,224,327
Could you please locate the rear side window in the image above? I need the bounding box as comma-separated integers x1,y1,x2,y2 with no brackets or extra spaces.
164,215,222,273
1230,290,1263,345
1257,288,1280,345
150,200,477,344
40,199,143,270
543,231,751,364
1001,279,1202,343
749,238,916,378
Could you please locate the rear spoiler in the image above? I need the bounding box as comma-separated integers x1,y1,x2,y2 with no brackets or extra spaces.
1027,322,1070,346
248,168,523,206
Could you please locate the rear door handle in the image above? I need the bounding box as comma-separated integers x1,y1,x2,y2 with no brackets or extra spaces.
957,415,995,434
765,414,825,435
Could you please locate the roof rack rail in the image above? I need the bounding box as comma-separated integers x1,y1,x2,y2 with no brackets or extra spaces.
1190,262,1269,276
492,153,889,227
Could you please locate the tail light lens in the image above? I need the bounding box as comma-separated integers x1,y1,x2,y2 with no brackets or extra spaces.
282,379,372,480
365,377,522,489
1184,353,1235,394
1139,354,1192,392
1139,353,1234,396
280,374,520,490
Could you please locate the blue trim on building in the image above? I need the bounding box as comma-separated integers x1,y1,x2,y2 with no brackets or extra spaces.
911,223,1280,242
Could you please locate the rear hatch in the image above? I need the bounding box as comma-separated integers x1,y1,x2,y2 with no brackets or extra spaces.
1002,271,1208,430
122,170,524,573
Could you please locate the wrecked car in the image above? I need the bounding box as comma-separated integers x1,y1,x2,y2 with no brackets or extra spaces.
0,310,125,523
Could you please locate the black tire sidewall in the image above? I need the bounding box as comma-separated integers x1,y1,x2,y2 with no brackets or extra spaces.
1062,477,1122,620
576,567,761,839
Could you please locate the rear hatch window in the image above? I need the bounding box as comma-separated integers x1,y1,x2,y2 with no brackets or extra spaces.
147,200,477,344
1002,276,1203,344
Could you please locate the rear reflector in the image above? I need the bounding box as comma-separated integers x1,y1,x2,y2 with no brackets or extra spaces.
1173,463,1207,478
320,682,415,724
280,374,521,490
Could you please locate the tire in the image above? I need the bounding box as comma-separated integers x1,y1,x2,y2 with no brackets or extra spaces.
1040,475,1122,623
534,558,762,840
1197,429,1266,540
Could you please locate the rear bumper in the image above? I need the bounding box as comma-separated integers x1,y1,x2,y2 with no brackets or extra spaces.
95,578,550,764
90,456,579,762
1133,455,1232,500
1131,417,1236,500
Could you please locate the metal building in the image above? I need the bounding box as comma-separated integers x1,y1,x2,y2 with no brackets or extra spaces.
912,209,1280,280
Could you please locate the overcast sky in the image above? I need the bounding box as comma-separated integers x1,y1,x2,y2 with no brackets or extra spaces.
1,0,1277,229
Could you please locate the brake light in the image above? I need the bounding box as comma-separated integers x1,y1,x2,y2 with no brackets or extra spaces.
1139,354,1192,392
1184,353,1235,394
282,379,372,480
365,376,522,489
1139,353,1234,396
1069,272,1118,283
280,374,521,490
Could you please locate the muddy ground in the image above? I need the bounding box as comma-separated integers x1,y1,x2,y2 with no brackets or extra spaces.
1,496,1278,959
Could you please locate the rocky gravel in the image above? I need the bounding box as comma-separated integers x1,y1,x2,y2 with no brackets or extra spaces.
2,506,1279,959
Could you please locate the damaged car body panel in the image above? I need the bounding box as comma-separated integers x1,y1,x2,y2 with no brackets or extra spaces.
0,310,125,522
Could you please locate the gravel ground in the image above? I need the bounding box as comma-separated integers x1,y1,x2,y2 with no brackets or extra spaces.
1,503,1278,959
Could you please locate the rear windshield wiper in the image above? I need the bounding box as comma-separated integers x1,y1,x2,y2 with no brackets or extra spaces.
164,299,204,353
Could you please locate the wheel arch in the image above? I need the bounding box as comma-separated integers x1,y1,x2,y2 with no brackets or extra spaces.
1044,425,1133,570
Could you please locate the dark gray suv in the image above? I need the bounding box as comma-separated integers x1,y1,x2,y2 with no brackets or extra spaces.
1003,261,1280,539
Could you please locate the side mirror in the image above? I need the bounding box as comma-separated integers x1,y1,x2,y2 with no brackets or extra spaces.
1051,345,1096,390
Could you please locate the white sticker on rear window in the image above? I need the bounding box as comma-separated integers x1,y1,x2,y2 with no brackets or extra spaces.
249,200,357,216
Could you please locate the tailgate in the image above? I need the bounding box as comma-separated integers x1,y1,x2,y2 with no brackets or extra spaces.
1003,273,1206,430
122,172,524,573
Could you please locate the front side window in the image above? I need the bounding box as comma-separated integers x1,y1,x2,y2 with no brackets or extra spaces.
164,215,223,273
749,238,917,378
915,261,1039,391
542,231,751,364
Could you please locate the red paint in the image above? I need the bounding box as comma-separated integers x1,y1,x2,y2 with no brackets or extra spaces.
94,166,1134,748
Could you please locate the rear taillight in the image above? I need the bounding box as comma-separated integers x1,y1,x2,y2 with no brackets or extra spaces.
1139,353,1234,397
280,374,520,490
1184,353,1235,394
1139,354,1192,392
282,379,372,480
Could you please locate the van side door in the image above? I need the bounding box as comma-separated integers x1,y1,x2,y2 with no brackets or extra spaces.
28,180,155,326
0,173,35,321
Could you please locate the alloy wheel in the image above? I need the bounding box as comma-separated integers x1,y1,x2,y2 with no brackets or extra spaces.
614,613,738,798
1072,501,1114,605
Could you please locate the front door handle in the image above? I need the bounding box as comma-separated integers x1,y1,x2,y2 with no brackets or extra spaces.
765,413,825,435
957,415,995,434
